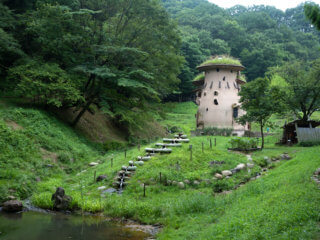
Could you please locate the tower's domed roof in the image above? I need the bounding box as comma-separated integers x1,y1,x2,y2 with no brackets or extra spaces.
197,56,245,72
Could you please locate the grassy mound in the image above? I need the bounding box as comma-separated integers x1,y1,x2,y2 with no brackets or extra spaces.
200,55,242,66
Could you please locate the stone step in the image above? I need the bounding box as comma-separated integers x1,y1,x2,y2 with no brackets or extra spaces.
155,143,182,147
137,156,151,161
145,148,172,153
163,138,190,143
174,134,187,139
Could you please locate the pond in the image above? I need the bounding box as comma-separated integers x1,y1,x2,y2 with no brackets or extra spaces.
0,211,151,240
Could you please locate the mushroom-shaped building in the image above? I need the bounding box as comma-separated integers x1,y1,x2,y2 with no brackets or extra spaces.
193,56,249,135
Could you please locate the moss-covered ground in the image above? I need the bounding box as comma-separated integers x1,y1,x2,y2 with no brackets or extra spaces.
1,101,320,239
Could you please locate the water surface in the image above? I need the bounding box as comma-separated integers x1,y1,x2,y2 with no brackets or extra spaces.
0,211,150,240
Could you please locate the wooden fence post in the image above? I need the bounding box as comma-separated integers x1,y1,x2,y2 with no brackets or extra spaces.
189,145,193,161
210,138,212,149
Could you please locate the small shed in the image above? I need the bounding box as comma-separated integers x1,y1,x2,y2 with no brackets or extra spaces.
280,120,320,144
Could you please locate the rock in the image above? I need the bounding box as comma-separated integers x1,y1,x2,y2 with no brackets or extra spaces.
2,200,23,212
102,188,117,194
51,187,72,211
193,180,200,185
134,161,144,166
183,179,190,184
97,186,107,190
209,160,225,166
264,156,272,164
231,169,239,174
222,170,232,176
89,162,99,167
96,175,107,182
167,180,172,185
7,195,16,201
235,163,246,170
178,182,185,189
172,181,178,186
247,163,254,168
128,160,134,165
315,168,320,175
280,154,291,160
127,166,137,171
214,173,223,179
121,166,128,170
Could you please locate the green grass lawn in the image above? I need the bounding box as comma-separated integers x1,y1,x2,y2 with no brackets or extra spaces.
1,101,320,239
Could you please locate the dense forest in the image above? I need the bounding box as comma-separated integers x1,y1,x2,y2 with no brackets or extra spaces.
1,0,320,138
162,0,320,98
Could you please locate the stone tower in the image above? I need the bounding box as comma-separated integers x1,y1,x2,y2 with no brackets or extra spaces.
193,56,249,135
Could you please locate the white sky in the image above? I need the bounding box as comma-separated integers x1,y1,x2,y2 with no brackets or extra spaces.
207,0,320,11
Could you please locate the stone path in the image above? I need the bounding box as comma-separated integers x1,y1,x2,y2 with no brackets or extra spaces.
112,133,190,192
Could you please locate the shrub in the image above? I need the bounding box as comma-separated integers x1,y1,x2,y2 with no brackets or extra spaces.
229,137,258,150
104,140,127,151
212,179,232,193
298,141,320,147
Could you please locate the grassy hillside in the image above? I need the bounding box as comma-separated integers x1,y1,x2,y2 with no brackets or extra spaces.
1,101,320,239
0,101,104,202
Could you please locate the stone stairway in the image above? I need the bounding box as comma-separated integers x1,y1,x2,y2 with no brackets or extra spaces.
113,133,190,192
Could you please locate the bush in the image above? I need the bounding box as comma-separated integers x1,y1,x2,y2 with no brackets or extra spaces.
196,127,233,136
229,137,258,150
58,151,72,163
299,141,320,147
104,140,127,151
212,179,232,193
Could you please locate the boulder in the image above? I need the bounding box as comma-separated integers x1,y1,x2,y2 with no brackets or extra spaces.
222,170,232,177
183,179,190,184
89,162,99,167
235,163,246,170
214,173,223,179
280,154,291,160
51,187,72,211
96,175,107,182
172,181,178,186
97,186,107,190
2,200,23,212
178,182,185,189
193,180,200,185
247,163,254,168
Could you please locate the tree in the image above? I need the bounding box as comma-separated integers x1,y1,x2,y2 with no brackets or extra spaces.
272,60,320,121
238,77,283,149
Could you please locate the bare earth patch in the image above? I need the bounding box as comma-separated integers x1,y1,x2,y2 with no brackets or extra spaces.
40,148,58,163
5,120,24,130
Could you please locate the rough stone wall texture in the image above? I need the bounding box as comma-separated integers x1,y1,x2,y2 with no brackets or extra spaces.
196,68,248,133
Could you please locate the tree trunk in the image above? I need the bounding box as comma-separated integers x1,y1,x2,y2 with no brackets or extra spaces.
71,100,92,127
260,122,264,150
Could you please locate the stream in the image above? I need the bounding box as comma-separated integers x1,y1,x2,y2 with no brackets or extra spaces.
0,210,151,240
